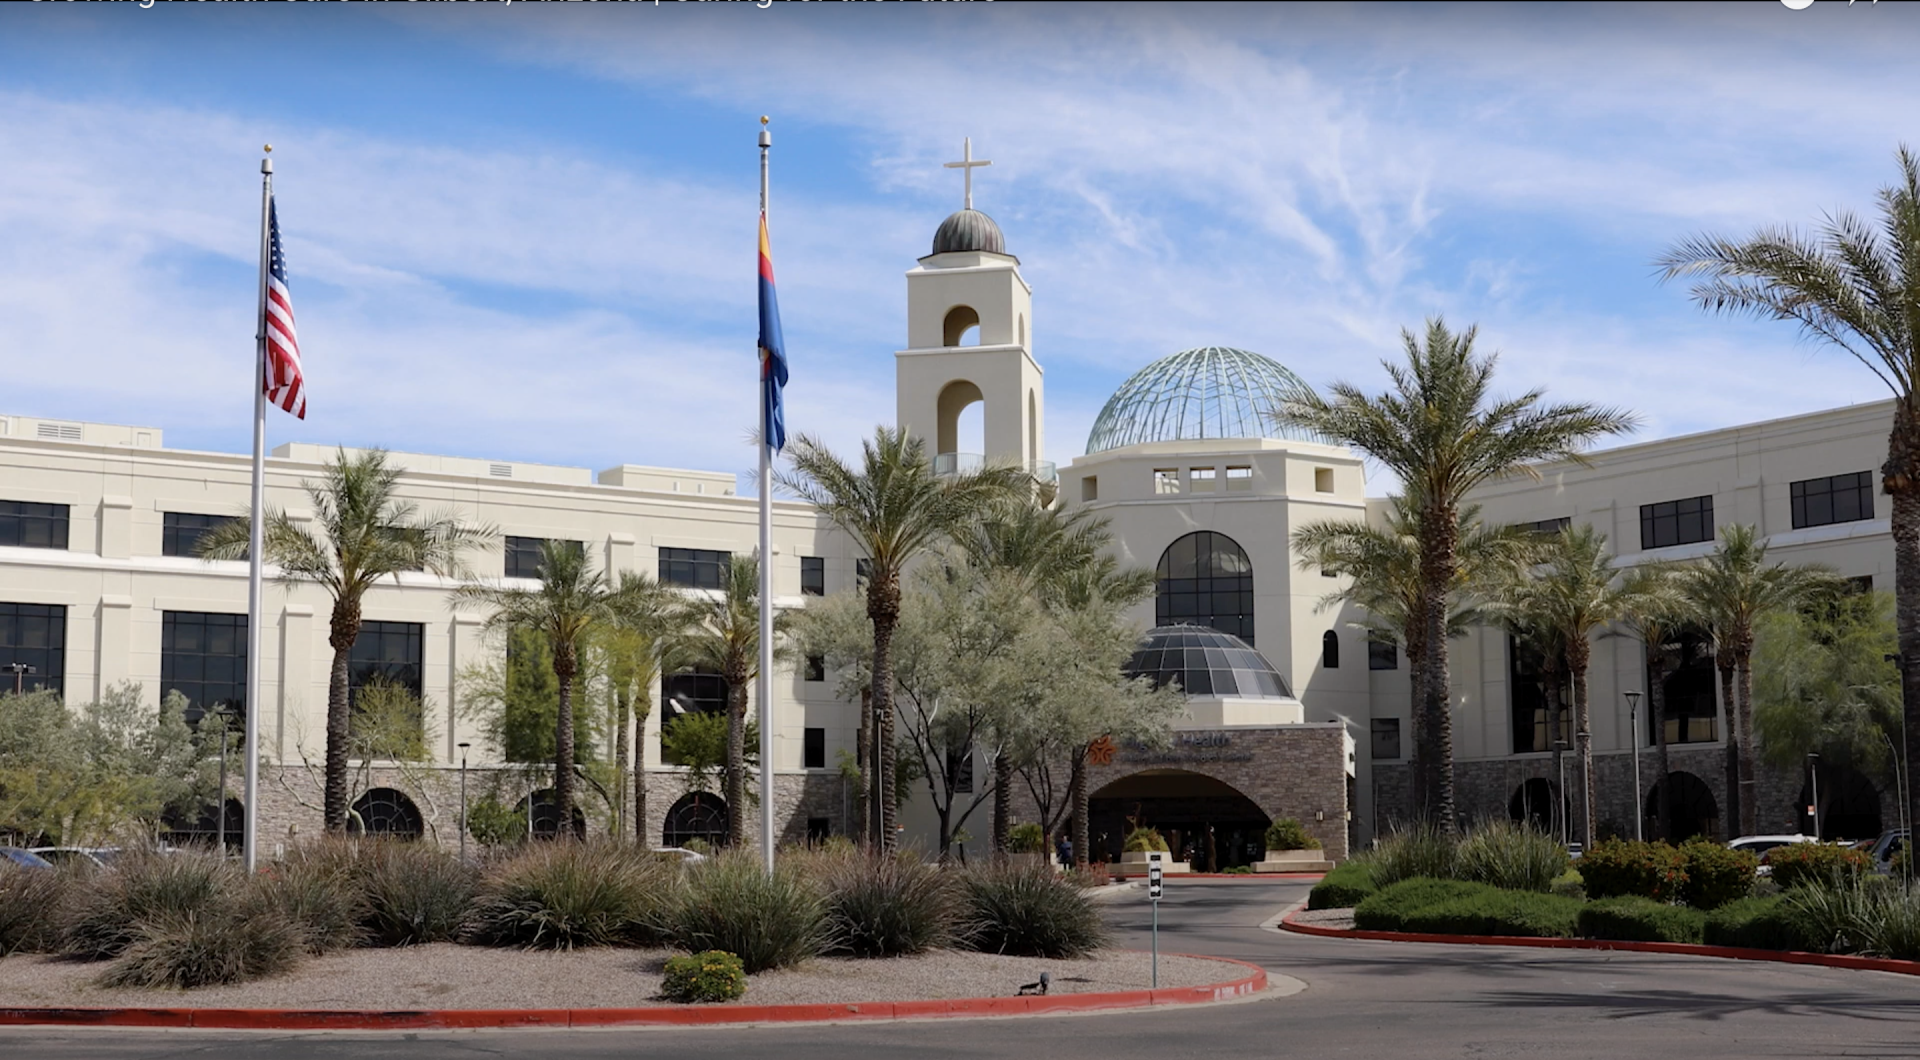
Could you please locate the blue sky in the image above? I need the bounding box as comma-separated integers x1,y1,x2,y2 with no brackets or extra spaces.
2,1,1916,495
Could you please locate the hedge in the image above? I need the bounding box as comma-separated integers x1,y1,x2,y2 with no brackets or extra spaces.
1575,896,1706,944
1768,843,1871,891
1307,861,1378,910
1678,840,1757,910
1578,839,1688,902
1702,895,1819,952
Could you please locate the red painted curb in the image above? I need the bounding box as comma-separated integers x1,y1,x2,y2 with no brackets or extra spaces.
1279,909,1920,976
0,955,1266,1030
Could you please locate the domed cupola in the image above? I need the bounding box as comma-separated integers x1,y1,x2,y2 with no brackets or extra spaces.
1085,346,1319,455
931,208,1006,256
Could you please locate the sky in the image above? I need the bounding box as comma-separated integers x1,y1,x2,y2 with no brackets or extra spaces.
1,1,1916,496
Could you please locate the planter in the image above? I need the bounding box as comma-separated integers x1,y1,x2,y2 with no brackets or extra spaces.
1254,848,1335,873
1116,851,1190,874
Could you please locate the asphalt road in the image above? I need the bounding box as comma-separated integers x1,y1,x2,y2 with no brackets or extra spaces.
7,878,1920,1059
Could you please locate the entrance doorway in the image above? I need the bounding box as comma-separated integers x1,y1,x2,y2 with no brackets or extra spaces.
1087,769,1270,871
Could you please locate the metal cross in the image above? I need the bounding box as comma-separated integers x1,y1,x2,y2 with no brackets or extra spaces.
943,137,991,211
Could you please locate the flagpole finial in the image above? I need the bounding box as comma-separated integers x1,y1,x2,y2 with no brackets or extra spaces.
264,144,272,153
759,116,770,149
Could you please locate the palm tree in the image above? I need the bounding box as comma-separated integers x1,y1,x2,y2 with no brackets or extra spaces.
1051,559,1159,870
454,539,614,836
1612,566,1696,841
1494,524,1641,847
1658,149,1920,837
1292,497,1534,821
1672,525,1840,835
198,448,493,833
670,555,786,847
1275,321,1636,830
777,427,1025,851
601,571,680,844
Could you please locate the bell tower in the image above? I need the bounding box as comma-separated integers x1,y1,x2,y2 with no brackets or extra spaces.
896,139,1045,475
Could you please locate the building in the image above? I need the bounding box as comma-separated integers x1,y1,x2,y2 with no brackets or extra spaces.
0,184,1898,860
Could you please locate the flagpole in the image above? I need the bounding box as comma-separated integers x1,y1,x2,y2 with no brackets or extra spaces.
757,119,777,873
244,149,272,874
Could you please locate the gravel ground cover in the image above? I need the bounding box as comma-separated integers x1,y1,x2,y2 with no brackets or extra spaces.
0,947,1239,1010
1288,908,1356,931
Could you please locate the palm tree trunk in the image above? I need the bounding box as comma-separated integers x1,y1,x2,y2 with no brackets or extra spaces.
1069,745,1090,869
1648,648,1673,842
1717,657,1738,837
324,602,360,834
725,676,748,848
856,685,873,847
634,685,651,846
1418,507,1459,833
1735,649,1758,836
554,663,576,839
992,751,1011,860
869,576,902,855
1405,635,1427,827
1542,656,1566,839
614,686,631,841
1570,657,1594,849
1893,476,1920,849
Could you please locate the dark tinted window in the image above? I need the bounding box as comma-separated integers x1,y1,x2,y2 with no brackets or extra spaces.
804,654,825,682
804,727,826,769
1514,516,1571,538
1321,630,1340,669
0,602,64,695
1791,472,1873,530
163,513,238,558
660,547,730,589
1368,638,1398,670
505,536,583,580
801,556,825,596
1370,718,1401,760
349,620,424,702
1640,495,1714,550
1155,531,1255,644
161,612,247,729
0,501,69,550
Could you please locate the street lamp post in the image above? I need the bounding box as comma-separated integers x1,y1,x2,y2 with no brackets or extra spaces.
1552,739,1571,847
458,742,472,862
1807,751,1822,841
4,663,35,696
212,704,235,858
1625,691,1643,842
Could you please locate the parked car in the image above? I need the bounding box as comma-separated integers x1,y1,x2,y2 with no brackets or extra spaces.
28,847,116,869
0,848,53,869
656,846,710,865
1870,828,1909,874
1728,834,1815,877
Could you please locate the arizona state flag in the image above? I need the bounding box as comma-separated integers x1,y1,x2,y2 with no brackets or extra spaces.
758,213,788,452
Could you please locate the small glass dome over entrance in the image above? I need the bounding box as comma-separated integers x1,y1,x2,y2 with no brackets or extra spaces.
1124,624,1292,699
1085,346,1318,455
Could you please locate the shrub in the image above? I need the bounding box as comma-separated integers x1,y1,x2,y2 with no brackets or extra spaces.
1399,889,1582,938
667,851,830,973
98,901,303,990
1768,842,1871,891
1550,869,1586,900
1122,828,1169,854
465,795,529,848
1704,895,1819,951
1265,819,1320,852
355,840,477,946
62,849,231,960
1577,839,1687,902
464,842,677,950
1854,882,1920,960
0,861,80,956
1577,896,1706,943
1456,820,1568,893
1308,860,1378,909
660,950,746,1003
258,841,367,955
959,859,1107,958
814,849,955,957
1007,824,1044,854
1678,840,1757,910
1352,878,1490,932
1369,823,1458,887
1893,846,1912,881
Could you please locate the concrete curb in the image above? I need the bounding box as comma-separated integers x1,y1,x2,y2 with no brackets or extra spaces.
0,954,1267,1030
1278,909,1920,977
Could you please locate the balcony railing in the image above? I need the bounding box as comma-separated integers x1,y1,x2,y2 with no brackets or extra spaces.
932,452,1057,484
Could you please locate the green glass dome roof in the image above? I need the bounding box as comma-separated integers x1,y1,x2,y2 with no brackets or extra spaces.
1084,346,1318,455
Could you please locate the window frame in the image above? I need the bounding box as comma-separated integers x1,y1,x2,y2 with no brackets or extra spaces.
800,556,825,597
161,611,249,730
803,727,826,770
1639,495,1715,550
1790,471,1874,530
162,512,238,559
1370,717,1401,760
1368,638,1399,671
0,500,70,550
0,601,65,696
659,547,731,590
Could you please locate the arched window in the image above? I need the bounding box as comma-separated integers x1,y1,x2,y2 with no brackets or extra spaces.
943,305,980,347
1321,630,1340,669
1155,532,1255,644
1647,771,1720,843
527,788,587,840
937,379,985,458
349,788,424,840
664,792,729,850
162,796,245,853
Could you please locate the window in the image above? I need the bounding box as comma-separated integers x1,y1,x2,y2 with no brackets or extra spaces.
856,558,873,583
1847,574,1875,594
664,670,727,719
1640,495,1714,550
0,501,69,550
659,547,730,589
804,654,825,682
1155,531,1255,644
1154,469,1181,495
1513,517,1571,538
163,513,237,558
1190,467,1217,492
1321,630,1340,669
1509,635,1570,754
806,816,832,842
801,556,825,596
0,602,64,696
1081,476,1099,503
1314,467,1335,493
349,789,424,839
161,612,247,730
804,727,826,769
349,620,424,703
1370,718,1401,760
1655,631,1719,745
1226,466,1252,492
1368,638,1398,670
1791,471,1874,530
505,536,583,580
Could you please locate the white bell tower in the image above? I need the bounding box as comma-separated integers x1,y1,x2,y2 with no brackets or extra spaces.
895,139,1045,475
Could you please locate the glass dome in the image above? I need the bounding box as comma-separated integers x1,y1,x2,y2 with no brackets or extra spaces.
1084,346,1318,455
1124,624,1293,699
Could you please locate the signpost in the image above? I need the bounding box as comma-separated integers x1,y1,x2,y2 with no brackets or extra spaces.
1148,851,1164,988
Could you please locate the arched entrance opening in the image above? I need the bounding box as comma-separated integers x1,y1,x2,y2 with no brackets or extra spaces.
1647,771,1719,842
527,788,587,840
349,788,424,840
664,792,729,850
162,796,245,853
1507,778,1566,834
1797,763,1883,841
1088,769,1269,872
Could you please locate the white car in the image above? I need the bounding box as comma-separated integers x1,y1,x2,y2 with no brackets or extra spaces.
1728,834,1816,876
655,846,710,864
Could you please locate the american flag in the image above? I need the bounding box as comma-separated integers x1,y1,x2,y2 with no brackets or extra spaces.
264,199,306,420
